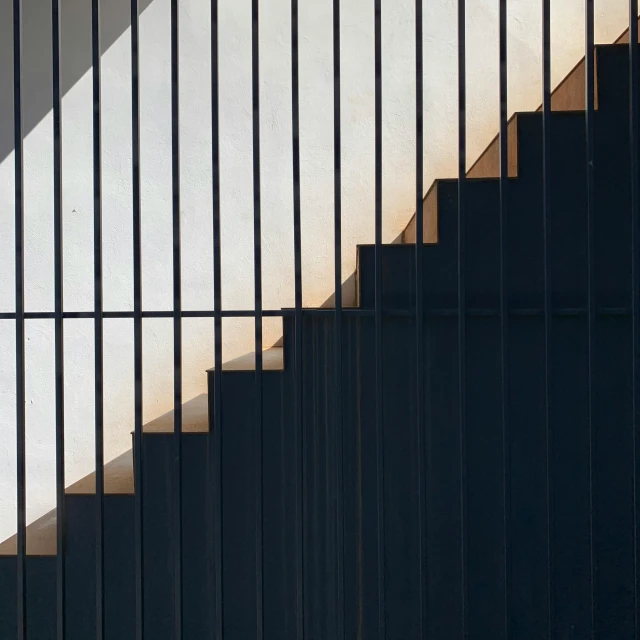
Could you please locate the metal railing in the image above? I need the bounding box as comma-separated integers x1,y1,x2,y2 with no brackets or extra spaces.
5,0,640,638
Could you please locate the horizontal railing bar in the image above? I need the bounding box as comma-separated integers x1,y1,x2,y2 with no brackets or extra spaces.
0,307,634,321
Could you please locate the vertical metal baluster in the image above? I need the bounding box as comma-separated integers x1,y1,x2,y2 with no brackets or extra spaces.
210,0,223,638
91,0,105,636
291,0,304,636
414,0,426,635
52,0,65,637
630,1,639,636
497,0,511,637
251,0,264,637
457,1,468,638
332,0,344,637
170,0,183,636
498,2,510,639
457,0,470,635
131,0,144,636
13,0,26,637
542,1,553,638
585,2,596,639
373,0,386,637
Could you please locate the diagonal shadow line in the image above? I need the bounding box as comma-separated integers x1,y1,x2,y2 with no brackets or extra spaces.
0,0,156,166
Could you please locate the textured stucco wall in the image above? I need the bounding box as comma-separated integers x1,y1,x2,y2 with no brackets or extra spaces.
0,0,633,541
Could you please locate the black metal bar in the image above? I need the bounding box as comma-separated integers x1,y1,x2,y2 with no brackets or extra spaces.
332,0,344,637
291,0,304,636
91,0,105,636
2,306,640,321
13,0,26,637
210,0,223,638
498,1,510,638
585,2,596,638
457,1,468,637
373,0,386,636
414,0,427,635
170,0,183,636
251,0,264,636
52,0,65,636
542,1,553,638
630,1,639,636
131,0,144,636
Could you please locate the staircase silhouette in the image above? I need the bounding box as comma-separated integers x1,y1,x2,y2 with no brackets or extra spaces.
1,42,640,639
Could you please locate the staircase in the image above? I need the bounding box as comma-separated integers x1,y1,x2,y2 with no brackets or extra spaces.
2,40,640,639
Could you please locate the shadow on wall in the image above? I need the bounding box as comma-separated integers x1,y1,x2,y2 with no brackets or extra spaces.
0,0,155,165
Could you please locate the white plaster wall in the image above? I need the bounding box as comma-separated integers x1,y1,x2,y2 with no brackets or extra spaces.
0,0,633,541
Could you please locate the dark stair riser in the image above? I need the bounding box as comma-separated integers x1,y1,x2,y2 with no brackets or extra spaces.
596,43,640,116
141,432,213,640
206,316,298,640
0,495,135,640
64,494,136,640
0,557,56,640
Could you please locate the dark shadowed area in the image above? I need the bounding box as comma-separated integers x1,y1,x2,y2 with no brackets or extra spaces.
0,0,155,165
